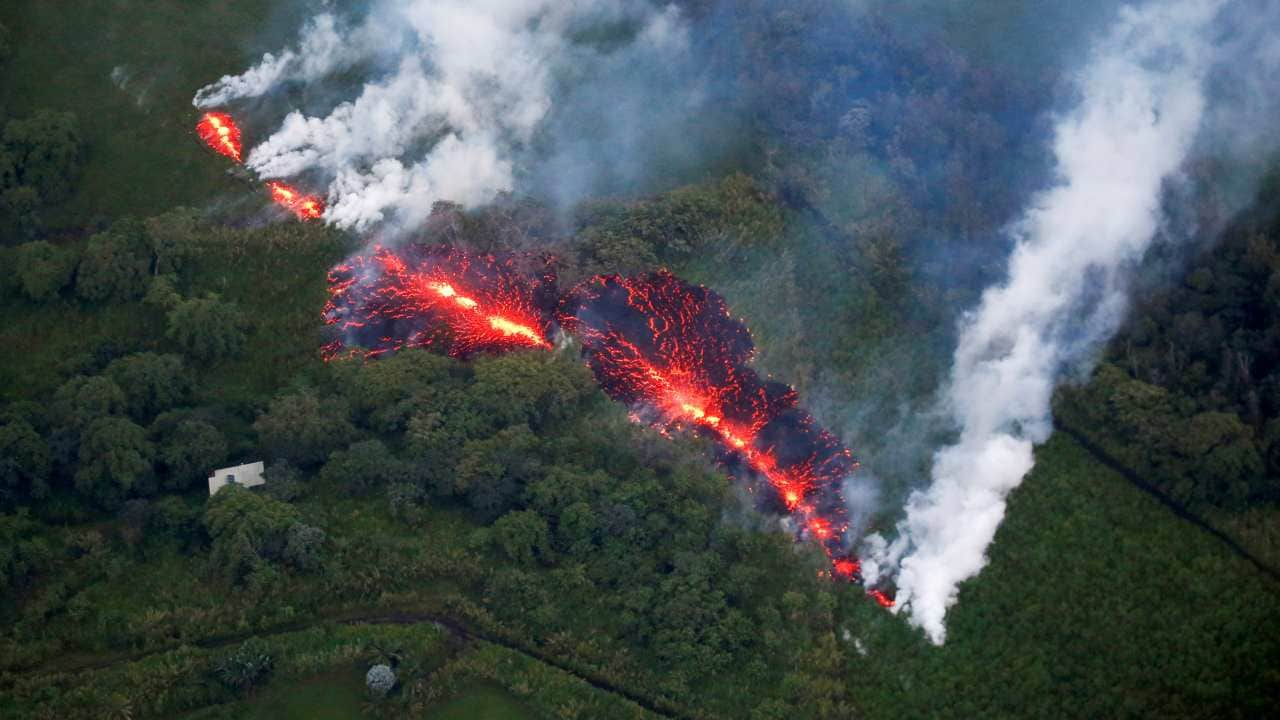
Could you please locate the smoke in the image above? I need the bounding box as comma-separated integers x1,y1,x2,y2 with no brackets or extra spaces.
862,0,1227,645
192,1,693,232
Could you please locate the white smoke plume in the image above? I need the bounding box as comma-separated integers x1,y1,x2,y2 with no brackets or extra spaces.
192,1,688,231
862,0,1226,645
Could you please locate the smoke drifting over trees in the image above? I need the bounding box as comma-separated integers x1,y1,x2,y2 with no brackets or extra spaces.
194,0,693,231
191,0,1280,646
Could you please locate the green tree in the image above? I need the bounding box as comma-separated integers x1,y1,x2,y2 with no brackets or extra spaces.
143,273,181,310
76,218,152,302
282,523,325,571
104,353,191,420
205,485,314,585
3,109,81,203
491,509,551,565
342,349,463,433
52,375,127,430
0,185,40,240
470,352,593,430
15,240,75,301
319,439,402,495
450,424,539,502
74,416,153,500
0,511,53,603
254,391,355,467
156,418,226,491
1177,412,1264,508
0,420,51,503
0,22,11,66
145,207,205,275
148,495,202,548
165,293,247,361
555,501,598,558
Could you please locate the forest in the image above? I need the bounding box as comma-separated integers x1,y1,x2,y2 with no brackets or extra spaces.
2,1,1279,718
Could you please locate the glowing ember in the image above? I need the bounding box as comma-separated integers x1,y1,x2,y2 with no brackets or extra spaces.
267,181,326,220
324,244,556,359
196,112,243,162
558,271,862,577
868,588,896,608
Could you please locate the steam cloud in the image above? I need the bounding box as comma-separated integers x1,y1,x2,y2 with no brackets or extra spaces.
193,0,688,231
863,0,1227,644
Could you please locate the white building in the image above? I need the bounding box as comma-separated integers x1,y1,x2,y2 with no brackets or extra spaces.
208,461,266,496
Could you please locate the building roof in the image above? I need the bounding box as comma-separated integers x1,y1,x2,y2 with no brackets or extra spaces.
207,461,267,496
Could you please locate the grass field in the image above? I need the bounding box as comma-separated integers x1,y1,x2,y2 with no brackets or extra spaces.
237,669,367,720
432,683,533,720
847,434,1280,719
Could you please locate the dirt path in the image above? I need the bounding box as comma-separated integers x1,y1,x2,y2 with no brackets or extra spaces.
5,606,691,720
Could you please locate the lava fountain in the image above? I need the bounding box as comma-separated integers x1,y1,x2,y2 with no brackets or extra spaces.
266,181,326,220
196,112,243,163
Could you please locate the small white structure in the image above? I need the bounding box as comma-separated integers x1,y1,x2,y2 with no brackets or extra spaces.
208,461,266,496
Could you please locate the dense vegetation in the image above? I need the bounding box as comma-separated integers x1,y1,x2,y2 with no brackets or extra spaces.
1060,175,1280,512
1,1,1278,719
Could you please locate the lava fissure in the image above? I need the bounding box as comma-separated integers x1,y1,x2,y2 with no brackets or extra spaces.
323,244,556,360
196,112,243,162
558,271,866,583
195,110,325,222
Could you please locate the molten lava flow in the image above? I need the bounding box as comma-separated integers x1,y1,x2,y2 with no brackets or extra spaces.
266,181,326,220
194,113,325,223
196,112,243,162
324,244,556,360
867,589,895,608
560,271,865,579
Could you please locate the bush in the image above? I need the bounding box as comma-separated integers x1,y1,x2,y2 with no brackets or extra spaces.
76,218,151,302
214,638,273,693
319,439,402,495
3,110,81,204
15,240,75,301
104,353,191,420
366,663,396,697
254,392,355,468
165,293,247,362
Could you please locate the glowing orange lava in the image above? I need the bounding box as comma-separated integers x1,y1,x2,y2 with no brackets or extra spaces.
267,181,325,220
196,112,243,162
559,271,862,579
324,244,556,360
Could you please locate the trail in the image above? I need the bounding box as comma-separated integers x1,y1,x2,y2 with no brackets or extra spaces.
6,606,691,720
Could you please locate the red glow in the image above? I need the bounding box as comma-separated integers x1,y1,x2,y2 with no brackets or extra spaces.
196,112,243,162
868,589,895,608
559,271,860,576
266,181,325,220
324,244,555,359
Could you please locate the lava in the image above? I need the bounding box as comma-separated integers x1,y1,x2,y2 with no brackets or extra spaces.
321,252,886,603
196,112,243,162
558,271,862,577
266,181,326,220
324,244,556,360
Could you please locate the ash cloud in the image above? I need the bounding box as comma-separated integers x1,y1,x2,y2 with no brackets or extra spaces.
864,0,1280,645
192,1,697,232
